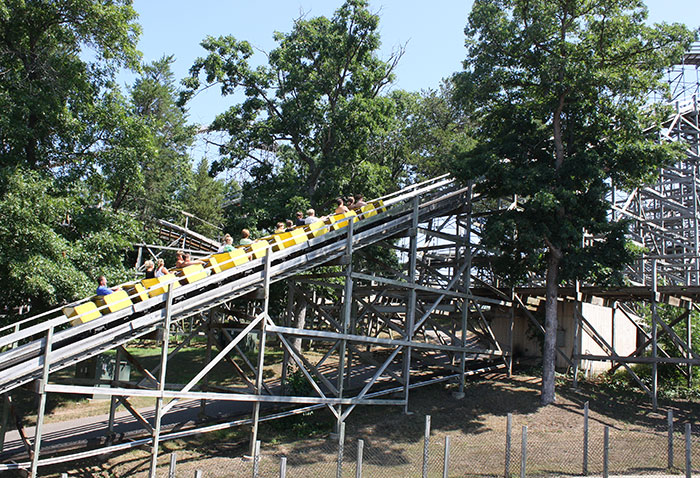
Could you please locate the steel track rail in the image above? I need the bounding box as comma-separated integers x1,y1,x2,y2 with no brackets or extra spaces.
0,181,468,395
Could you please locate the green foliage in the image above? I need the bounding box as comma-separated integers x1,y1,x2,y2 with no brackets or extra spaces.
599,365,700,401
637,303,700,387
453,0,694,404
130,56,197,219
587,302,700,398
0,168,87,312
181,0,404,233
267,409,332,439
377,85,475,182
0,1,150,318
0,2,232,320
452,0,695,286
180,158,226,238
0,0,141,172
87,56,198,217
91,89,154,211
0,168,140,317
284,365,315,396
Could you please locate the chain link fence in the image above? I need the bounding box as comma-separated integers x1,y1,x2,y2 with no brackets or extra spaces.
58,403,699,477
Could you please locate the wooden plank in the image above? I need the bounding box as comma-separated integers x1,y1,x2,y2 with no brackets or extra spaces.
579,355,700,365
116,396,154,433
44,383,405,405
119,346,159,388
266,325,503,356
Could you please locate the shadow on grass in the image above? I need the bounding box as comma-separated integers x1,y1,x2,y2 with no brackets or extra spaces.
29,368,700,477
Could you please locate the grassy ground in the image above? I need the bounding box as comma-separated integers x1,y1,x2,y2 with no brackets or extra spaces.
32,371,700,478
10,337,290,426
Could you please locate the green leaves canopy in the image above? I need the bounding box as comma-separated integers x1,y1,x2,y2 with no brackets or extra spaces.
0,1,144,318
0,0,141,171
181,0,402,230
0,167,140,313
454,0,695,284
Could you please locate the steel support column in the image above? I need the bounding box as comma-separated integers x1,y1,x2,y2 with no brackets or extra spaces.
249,247,272,456
107,347,122,443
200,309,214,418
688,302,693,388
652,260,659,411
30,325,54,478
0,394,8,453
337,220,355,429
458,186,473,396
508,288,515,377
148,283,175,478
403,197,419,412
572,281,582,388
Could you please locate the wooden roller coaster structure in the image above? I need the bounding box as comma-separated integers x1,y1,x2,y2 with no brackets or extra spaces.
1,47,700,477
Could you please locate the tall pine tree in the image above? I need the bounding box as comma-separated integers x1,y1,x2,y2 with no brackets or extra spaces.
453,0,694,403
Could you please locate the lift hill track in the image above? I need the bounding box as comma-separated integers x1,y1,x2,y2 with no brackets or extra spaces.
0,175,476,396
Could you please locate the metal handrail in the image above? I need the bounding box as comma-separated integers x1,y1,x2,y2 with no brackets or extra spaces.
0,175,464,393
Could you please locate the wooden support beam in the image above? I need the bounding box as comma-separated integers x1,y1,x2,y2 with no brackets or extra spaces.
574,307,652,397
513,294,573,367
119,346,159,388
116,396,154,433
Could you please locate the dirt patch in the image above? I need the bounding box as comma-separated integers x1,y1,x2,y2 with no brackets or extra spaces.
33,373,700,477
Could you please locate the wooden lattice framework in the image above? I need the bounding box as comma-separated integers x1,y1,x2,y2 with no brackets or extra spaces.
1,47,700,478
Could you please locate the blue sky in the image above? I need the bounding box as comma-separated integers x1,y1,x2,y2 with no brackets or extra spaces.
127,0,472,126
125,0,700,158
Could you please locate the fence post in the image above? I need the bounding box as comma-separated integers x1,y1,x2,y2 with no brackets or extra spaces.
336,421,346,478
169,452,177,478
194,471,202,478
505,413,512,478
423,415,431,478
356,439,364,478
253,440,261,478
668,410,674,469
280,456,287,478
603,426,610,478
686,423,692,478
521,426,527,478
443,436,451,478
583,401,589,475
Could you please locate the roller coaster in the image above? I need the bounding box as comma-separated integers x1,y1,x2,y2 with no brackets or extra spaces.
1,175,505,476
2,46,700,478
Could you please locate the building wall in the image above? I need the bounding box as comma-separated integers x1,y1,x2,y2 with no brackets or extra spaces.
489,300,640,375
576,302,638,375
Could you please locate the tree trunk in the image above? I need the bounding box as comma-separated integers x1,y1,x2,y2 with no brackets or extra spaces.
541,245,562,405
305,164,321,201
543,85,567,405
25,113,39,168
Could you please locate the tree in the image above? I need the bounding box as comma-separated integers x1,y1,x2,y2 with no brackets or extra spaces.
130,56,197,218
180,158,226,238
371,85,475,183
453,0,694,404
0,1,143,318
0,167,141,317
91,89,154,212
180,0,403,229
0,0,141,172
89,56,198,216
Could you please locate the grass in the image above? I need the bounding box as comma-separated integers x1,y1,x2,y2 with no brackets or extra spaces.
30,371,700,478
11,337,287,426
